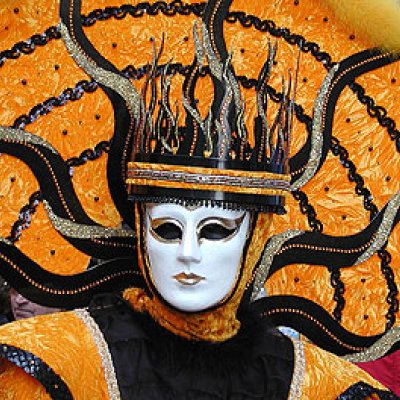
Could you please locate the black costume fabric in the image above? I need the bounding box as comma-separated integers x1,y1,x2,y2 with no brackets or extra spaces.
89,293,294,400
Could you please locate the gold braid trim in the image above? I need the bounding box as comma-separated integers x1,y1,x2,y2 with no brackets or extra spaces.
127,162,291,196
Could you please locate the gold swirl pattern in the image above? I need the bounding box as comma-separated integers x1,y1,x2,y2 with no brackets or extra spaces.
59,21,142,120
290,64,338,189
288,339,306,400
43,200,135,239
355,191,400,265
0,126,58,154
343,326,400,363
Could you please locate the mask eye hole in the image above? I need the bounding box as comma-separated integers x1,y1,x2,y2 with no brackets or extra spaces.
199,223,237,241
151,222,182,241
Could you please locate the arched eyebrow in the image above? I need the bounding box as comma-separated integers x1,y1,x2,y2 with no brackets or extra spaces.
147,215,184,230
197,213,246,231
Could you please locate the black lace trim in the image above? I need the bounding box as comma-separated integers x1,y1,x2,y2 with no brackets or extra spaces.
7,191,42,244
337,381,399,400
0,343,73,400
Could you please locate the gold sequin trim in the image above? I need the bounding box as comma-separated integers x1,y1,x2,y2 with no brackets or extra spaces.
74,309,121,400
343,326,400,363
0,126,58,154
291,64,338,189
355,191,400,265
59,21,142,120
251,229,304,301
127,162,291,196
43,200,135,239
201,21,223,81
288,339,306,400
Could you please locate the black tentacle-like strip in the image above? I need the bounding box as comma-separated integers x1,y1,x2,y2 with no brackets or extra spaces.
269,196,400,277
290,48,400,188
0,240,143,308
60,0,139,228
0,129,135,259
253,295,384,356
2,2,399,158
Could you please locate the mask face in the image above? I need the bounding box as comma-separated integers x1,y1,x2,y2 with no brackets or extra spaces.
145,204,250,312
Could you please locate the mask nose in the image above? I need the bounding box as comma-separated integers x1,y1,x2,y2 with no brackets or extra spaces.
177,224,201,265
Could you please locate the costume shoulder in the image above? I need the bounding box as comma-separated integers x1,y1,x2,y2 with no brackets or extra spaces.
0,310,112,400
299,339,397,399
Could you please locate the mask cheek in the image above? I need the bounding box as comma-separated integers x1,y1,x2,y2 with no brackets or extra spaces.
146,236,179,283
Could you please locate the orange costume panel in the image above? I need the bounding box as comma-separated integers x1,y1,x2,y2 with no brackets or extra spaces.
0,311,110,399
0,309,391,399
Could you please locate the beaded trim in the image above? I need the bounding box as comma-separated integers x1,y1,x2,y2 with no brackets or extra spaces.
74,309,121,400
127,162,291,194
288,339,306,400
343,326,400,363
43,200,135,240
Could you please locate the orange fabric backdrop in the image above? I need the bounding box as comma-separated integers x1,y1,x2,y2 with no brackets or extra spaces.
0,0,398,336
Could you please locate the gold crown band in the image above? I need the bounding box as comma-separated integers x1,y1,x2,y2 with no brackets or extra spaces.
127,162,291,197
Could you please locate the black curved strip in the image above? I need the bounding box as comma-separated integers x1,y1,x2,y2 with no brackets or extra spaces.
331,130,399,326
0,243,144,308
253,295,383,356
8,191,42,243
202,0,231,61
290,48,400,184
2,3,399,156
269,199,400,275
13,79,98,130
60,0,136,228
0,343,73,400
1,137,136,258
337,382,399,400
349,81,400,153
0,27,61,68
199,0,238,155
328,266,346,322
1,138,90,222
330,136,379,221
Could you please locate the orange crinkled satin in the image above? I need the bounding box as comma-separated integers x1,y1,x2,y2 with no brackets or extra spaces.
300,341,386,399
0,359,51,399
0,0,398,337
0,311,109,399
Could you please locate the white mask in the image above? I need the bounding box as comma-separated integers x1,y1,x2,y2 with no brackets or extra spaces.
145,203,250,312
